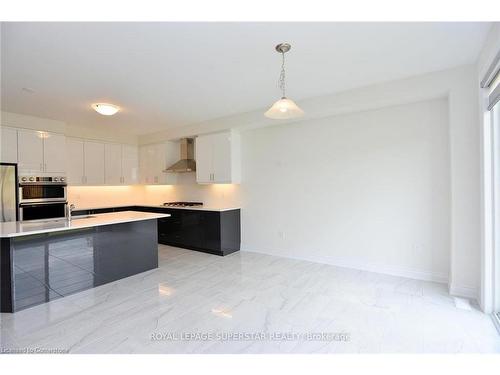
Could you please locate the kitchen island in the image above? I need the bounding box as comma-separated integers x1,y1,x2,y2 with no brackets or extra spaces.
0,211,169,313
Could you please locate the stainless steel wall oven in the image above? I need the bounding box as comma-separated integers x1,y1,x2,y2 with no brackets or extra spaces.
18,175,67,221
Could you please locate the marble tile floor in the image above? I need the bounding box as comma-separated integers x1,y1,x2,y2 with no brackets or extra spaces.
1,245,499,354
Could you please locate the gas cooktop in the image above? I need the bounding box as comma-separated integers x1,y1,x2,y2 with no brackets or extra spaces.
162,202,203,207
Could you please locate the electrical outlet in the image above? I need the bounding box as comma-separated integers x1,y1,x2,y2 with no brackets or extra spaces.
278,231,285,240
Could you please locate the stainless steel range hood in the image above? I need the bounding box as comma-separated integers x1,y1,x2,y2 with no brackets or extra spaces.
163,138,196,173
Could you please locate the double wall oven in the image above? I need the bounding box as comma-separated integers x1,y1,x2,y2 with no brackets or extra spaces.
19,175,67,221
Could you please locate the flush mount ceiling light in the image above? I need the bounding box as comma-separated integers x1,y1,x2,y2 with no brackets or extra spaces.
92,103,120,116
264,43,304,120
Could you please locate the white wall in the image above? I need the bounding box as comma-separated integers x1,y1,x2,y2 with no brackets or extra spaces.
142,174,241,207
240,99,450,282
67,186,144,209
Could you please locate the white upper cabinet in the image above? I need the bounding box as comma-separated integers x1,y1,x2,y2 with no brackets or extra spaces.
211,132,233,183
43,133,66,173
122,144,139,185
139,145,151,184
194,135,212,184
66,138,85,185
195,131,240,184
84,141,105,185
139,142,178,185
16,129,66,173
104,143,122,185
0,127,18,164
17,129,44,172
67,139,138,186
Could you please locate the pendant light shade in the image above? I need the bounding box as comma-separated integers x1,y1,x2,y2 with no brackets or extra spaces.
264,97,305,119
265,42,304,120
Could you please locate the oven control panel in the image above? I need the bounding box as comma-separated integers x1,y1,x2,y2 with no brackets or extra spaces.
19,176,66,184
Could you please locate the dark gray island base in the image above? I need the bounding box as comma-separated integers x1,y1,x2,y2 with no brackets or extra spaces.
1,220,158,313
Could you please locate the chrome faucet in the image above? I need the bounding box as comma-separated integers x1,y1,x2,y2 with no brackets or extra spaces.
68,204,75,221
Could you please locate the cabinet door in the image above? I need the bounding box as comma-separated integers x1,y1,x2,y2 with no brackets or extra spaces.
66,138,85,185
151,143,165,185
104,143,122,185
158,209,183,245
17,129,44,172
84,141,105,185
201,212,221,251
195,135,212,183
43,133,66,173
211,132,232,183
179,211,203,248
139,145,150,184
162,141,178,185
122,145,138,185
0,127,18,163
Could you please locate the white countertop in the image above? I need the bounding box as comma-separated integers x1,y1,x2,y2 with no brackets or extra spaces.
74,204,241,212
0,211,170,238
140,204,240,212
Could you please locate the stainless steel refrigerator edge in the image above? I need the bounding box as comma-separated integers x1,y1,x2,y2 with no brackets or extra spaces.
0,163,19,222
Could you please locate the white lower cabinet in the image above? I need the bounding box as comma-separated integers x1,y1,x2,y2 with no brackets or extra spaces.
0,127,18,164
195,130,240,184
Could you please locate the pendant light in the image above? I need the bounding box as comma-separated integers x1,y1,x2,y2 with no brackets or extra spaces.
264,43,304,120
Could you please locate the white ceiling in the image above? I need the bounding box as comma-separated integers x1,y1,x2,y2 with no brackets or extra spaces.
0,22,491,135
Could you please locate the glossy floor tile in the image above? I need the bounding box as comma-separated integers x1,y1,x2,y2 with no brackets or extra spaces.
1,245,499,353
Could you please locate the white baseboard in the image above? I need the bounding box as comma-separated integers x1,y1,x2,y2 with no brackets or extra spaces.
449,284,478,300
241,247,448,284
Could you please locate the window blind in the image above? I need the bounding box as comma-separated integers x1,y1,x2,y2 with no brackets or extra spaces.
488,71,500,110
481,49,500,111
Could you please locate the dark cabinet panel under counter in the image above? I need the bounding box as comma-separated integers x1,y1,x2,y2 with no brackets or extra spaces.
134,207,241,256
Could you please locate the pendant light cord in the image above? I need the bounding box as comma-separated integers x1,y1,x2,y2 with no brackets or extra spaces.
279,51,286,98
